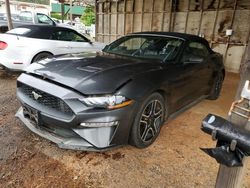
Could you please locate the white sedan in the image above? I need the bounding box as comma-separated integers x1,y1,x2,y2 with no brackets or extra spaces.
0,25,106,71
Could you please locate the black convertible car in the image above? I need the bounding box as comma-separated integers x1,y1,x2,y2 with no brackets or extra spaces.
16,32,225,151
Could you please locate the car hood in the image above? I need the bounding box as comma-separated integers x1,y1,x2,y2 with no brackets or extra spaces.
25,52,163,95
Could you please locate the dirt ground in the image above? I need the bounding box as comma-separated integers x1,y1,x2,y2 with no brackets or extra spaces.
0,71,249,188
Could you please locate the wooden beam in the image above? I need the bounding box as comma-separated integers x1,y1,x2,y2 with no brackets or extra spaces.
123,0,127,35
150,0,155,31
95,0,98,41
223,0,238,64
131,0,135,33
210,0,221,47
141,0,144,31
197,0,204,35
184,0,190,33
168,0,172,32
115,1,118,39
161,0,166,31
171,0,177,32
108,1,111,43
237,27,250,92
215,2,250,188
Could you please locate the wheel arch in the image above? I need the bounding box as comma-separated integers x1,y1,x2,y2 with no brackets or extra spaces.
31,51,54,63
153,89,170,120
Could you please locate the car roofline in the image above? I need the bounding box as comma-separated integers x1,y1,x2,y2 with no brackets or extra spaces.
125,33,186,41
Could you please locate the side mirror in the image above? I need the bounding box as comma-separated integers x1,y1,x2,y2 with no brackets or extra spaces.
184,57,204,64
88,40,93,44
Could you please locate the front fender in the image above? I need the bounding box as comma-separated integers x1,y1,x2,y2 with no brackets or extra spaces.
117,70,170,102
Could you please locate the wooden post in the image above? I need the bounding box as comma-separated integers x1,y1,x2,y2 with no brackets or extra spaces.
70,0,73,25
5,0,13,30
61,2,65,23
215,23,250,188
95,0,98,41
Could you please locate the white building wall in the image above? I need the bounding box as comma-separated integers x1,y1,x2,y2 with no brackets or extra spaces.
0,0,50,15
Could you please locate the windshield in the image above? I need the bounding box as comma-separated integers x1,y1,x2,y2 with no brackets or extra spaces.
104,35,184,61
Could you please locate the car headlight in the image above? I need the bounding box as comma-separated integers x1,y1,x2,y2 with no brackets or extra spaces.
79,95,133,109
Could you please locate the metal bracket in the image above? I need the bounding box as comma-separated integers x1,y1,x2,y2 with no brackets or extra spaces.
212,129,217,141
230,139,237,151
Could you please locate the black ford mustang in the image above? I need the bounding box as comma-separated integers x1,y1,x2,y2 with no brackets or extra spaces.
16,32,224,151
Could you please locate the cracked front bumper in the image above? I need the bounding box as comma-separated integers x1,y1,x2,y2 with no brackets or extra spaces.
16,107,123,151
16,74,137,151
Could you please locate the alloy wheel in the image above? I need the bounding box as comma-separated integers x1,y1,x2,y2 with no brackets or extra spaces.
139,100,164,143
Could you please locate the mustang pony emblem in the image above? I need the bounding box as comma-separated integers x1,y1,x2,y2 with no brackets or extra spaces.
32,91,42,100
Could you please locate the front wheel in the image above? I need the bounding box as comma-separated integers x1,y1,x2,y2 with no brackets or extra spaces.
129,93,165,148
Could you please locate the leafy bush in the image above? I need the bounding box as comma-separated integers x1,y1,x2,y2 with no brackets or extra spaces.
80,6,95,26
51,13,62,20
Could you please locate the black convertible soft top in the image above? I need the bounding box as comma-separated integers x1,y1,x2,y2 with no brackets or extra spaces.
132,31,207,42
7,25,77,39
131,31,211,49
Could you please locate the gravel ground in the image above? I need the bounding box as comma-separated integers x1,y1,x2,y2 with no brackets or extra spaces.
0,71,249,188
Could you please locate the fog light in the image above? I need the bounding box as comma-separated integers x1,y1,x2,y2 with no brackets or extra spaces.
80,121,118,127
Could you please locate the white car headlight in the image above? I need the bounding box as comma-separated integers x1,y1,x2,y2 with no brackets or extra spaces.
80,95,133,109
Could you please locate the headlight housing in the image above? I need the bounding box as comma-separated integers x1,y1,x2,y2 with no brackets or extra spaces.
79,95,133,109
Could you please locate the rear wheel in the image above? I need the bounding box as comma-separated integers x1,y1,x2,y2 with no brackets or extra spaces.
207,72,224,100
32,52,53,63
130,93,165,148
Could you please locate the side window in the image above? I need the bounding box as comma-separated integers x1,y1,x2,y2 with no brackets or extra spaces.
19,12,33,22
37,13,53,25
182,42,210,62
50,30,88,42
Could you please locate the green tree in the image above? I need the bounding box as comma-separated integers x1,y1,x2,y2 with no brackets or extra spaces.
81,6,95,26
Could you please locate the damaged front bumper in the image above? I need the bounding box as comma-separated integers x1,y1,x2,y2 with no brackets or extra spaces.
15,74,136,151
16,107,97,151
16,106,132,151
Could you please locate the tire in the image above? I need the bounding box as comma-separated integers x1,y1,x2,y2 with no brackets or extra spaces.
32,52,53,63
130,93,165,148
207,72,224,100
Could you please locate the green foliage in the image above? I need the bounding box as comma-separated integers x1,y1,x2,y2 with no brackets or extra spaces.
17,0,50,5
80,6,95,26
50,13,62,20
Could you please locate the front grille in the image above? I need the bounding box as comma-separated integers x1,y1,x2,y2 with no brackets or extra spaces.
19,83,73,115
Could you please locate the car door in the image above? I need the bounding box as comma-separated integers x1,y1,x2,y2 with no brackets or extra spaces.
183,42,214,96
66,31,96,53
167,41,214,112
166,60,200,113
52,29,95,54
49,29,76,54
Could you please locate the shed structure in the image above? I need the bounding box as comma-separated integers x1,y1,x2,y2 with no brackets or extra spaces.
95,0,250,73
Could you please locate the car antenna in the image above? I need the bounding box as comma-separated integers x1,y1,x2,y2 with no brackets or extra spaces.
13,23,19,40
14,29,19,40
8,14,19,40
